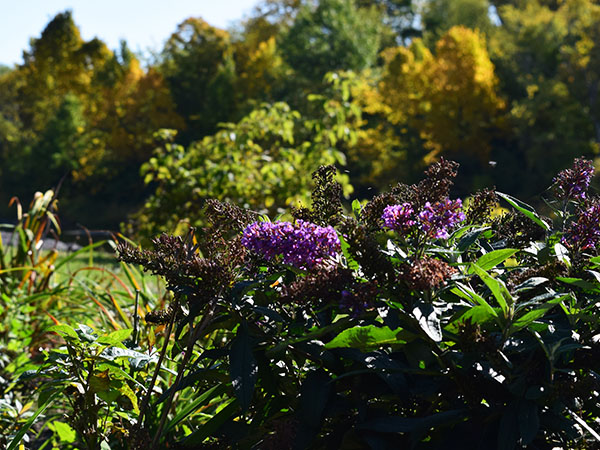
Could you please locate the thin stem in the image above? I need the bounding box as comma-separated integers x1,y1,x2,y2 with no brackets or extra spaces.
149,303,215,449
137,295,180,431
133,290,140,347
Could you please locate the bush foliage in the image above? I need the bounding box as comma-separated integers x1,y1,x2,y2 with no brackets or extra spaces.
4,158,600,449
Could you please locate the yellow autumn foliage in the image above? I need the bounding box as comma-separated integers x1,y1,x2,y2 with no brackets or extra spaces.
380,26,506,163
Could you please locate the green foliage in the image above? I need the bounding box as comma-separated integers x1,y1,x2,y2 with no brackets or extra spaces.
488,0,600,198
114,159,600,448
7,159,600,448
421,0,494,46
160,18,237,143
130,82,359,237
279,0,387,83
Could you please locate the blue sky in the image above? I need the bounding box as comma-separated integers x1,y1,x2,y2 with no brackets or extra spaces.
0,0,260,66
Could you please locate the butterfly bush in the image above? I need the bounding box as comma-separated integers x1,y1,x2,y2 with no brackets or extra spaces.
553,157,595,201
241,220,340,269
382,198,465,239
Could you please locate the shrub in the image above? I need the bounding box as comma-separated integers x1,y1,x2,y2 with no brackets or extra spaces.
13,157,600,449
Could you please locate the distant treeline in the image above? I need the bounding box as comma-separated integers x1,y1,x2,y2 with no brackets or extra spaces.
0,0,598,236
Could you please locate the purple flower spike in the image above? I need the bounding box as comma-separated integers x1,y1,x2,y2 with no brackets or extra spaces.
382,203,416,232
417,199,466,239
241,220,341,269
553,157,595,201
566,202,600,250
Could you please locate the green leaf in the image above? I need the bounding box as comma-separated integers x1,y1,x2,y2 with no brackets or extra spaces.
166,384,228,433
52,241,106,272
458,304,498,325
358,409,466,433
229,324,257,412
457,227,489,253
469,248,518,273
509,295,569,334
324,325,404,350
339,233,359,271
352,199,362,218
50,421,76,443
496,192,550,231
498,406,519,450
556,277,600,291
97,329,132,346
118,381,140,414
452,283,498,320
89,371,111,393
47,324,78,340
470,264,513,317
183,399,238,445
518,401,540,445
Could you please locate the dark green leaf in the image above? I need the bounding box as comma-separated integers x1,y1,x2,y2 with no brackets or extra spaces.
166,384,228,433
556,277,600,291
299,369,331,430
229,324,257,412
183,399,238,445
496,192,550,231
518,401,539,445
498,407,519,450
510,295,569,334
457,227,489,253
357,409,466,433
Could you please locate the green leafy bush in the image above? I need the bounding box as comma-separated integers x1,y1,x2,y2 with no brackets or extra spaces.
128,75,361,239
11,157,600,449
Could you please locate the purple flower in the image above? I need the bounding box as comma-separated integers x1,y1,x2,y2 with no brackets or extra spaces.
565,202,600,250
382,203,416,232
553,157,595,201
241,220,341,269
417,199,466,239
381,198,465,239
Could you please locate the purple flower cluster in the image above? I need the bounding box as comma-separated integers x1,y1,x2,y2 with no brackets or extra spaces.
382,198,465,239
418,199,466,239
241,220,341,269
382,203,416,232
553,157,595,201
566,202,600,250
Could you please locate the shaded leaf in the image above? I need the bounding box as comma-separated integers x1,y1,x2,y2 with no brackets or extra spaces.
496,192,550,231
229,324,257,412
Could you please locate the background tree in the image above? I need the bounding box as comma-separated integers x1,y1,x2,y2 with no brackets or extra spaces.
486,0,599,199
129,81,360,237
279,0,387,86
160,18,237,144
